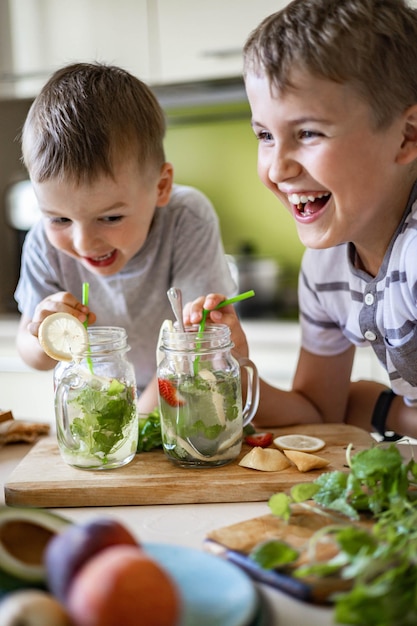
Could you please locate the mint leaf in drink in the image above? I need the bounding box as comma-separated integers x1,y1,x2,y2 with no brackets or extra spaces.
190,420,224,440
107,378,125,395
70,378,135,460
217,376,240,422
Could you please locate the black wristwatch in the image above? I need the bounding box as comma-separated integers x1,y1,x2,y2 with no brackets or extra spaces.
371,389,403,441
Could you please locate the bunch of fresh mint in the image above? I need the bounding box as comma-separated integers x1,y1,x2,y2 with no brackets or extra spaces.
137,408,163,452
251,444,417,626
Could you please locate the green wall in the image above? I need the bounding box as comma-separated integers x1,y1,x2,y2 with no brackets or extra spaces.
163,102,305,280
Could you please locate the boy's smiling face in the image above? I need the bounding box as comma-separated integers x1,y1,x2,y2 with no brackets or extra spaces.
245,68,417,275
32,156,173,276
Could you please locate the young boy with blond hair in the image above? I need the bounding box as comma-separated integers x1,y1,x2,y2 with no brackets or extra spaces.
16,62,235,409
185,0,417,440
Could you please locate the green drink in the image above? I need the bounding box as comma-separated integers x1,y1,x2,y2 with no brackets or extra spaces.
57,375,137,469
157,324,259,469
159,370,242,467
54,327,138,470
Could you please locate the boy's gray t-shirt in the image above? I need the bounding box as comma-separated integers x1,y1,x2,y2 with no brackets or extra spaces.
15,184,236,393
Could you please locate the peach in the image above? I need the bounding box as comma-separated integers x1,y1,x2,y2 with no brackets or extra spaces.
44,517,138,603
66,544,182,626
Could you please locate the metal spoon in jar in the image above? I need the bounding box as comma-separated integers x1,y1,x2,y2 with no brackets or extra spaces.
167,287,185,332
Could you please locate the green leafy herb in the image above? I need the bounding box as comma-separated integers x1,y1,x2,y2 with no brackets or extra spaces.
137,408,163,452
189,420,224,440
107,378,125,395
290,482,321,503
252,443,417,625
249,539,298,569
243,423,256,436
268,492,292,522
70,379,135,461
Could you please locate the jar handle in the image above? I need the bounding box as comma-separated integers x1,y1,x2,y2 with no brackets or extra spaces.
237,356,260,427
55,375,80,451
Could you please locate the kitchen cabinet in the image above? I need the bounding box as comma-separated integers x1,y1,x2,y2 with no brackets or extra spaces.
1,0,287,99
1,0,151,98
4,0,417,98
153,0,287,83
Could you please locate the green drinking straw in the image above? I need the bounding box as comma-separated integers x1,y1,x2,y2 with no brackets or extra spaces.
82,282,94,374
198,289,255,334
82,282,90,328
193,290,255,375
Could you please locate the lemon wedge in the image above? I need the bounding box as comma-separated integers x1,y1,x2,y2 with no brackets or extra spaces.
239,447,291,472
273,434,325,453
38,312,88,361
283,449,329,472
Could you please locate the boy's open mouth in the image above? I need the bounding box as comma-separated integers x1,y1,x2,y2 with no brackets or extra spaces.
288,192,331,216
86,249,117,267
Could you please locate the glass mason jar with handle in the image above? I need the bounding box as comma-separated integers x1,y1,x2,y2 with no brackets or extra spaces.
54,327,138,470
157,324,259,468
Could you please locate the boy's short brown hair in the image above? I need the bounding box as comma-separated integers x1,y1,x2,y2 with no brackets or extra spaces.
22,62,166,183
243,0,417,129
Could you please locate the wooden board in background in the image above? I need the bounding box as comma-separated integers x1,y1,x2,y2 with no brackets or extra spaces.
205,462,378,604
205,507,370,603
4,424,373,508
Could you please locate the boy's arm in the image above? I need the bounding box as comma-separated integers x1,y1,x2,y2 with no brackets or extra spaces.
16,313,57,370
136,375,159,414
16,291,96,371
185,292,356,427
346,379,417,439
387,395,417,439
254,347,355,427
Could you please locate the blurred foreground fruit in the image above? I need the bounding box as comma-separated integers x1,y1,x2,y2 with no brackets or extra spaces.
0,589,72,626
67,544,182,626
44,518,138,603
0,506,70,591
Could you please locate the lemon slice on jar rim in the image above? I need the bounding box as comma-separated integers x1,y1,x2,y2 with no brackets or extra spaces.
38,312,89,362
273,434,325,453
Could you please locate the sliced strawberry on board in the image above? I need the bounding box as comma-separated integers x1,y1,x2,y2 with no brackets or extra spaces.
158,379,185,407
244,432,274,448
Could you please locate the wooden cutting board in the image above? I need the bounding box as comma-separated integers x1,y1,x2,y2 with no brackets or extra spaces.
4,424,372,508
205,506,372,604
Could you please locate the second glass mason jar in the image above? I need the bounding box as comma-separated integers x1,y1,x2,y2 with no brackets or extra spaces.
54,327,138,470
157,324,259,468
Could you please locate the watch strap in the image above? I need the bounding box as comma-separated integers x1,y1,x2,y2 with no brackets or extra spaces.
371,389,403,441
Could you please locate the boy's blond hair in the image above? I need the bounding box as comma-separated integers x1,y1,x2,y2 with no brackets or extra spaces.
22,62,166,183
243,0,417,129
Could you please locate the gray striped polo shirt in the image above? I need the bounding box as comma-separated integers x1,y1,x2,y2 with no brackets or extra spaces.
298,185,417,406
